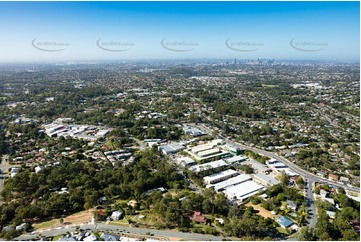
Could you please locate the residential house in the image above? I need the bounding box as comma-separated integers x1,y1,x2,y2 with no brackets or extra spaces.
192,211,206,224
326,211,336,219
100,233,120,241
57,236,77,241
328,173,339,181
286,200,298,211
83,233,97,241
15,223,27,232
340,176,350,184
317,171,327,177
110,210,123,220
350,219,360,233
320,189,329,199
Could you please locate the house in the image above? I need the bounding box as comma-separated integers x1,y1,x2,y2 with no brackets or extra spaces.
323,197,335,206
215,218,224,225
277,216,294,228
340,176,350,183
192,211,206,224
98,209,105,216
57,236,77,241
328,173,339,181
110,210,123,220
100,233,120,241
15,223,27,231
286,200,298,211
83,233,97,241
320,189,329,199
35,166,43,174
2,226,14,232
326,211,336,219
350,219,360,232
317,171,327,177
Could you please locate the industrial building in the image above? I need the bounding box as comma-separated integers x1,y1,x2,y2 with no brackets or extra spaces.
223,180,264,202
191,143,214,153
177,156,196,167
226,155,247,164
223,143,242,155
198,148,221,158
242,159,272,174
253,172,280,187
186,139,230,161
208,174,252,192
159,142,185,155
203,169,239,185
189,159,227,173
183,126,205,136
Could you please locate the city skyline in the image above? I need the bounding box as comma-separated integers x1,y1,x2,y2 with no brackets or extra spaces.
0,1,359,62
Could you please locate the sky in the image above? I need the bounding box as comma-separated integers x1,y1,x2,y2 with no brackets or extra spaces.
0,1,359,62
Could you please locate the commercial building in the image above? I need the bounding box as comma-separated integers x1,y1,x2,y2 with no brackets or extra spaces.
159,142,185,155
253,172,280,187
209,174,252,192
177,156,196,167
198,148,221,158
203,169,239,185
183,126,205,136
226,155,247,164
223,180,264,202
189,159,227,173
223,143,241,155
191,143,215,153
242,159,272,174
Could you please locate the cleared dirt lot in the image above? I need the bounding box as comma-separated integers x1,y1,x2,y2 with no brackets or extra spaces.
245,202,274,219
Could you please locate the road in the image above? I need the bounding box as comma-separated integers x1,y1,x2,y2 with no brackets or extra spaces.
132,137,146,151
16,223,227,241
0,155,9,195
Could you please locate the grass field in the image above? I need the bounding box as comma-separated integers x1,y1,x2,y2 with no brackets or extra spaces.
33,219,59,230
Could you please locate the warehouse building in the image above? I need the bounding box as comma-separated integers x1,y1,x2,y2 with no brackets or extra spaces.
189,159,227,173
223,180,264,202
226,155,247,164
177,156,196,167
198,148,221,158
159,142,185,155
242,159,272,174
208,174,252,192
203,169,239,185
253,172,280,187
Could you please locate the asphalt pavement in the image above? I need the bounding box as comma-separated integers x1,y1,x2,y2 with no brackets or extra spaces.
16,223,227,241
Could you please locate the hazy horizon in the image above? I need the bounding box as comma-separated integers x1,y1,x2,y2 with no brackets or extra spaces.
0,1,359,62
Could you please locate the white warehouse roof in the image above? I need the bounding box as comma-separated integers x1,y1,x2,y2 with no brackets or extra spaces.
223,180,264,201
189,159,227,173
209,174,252,192
203,169,238,184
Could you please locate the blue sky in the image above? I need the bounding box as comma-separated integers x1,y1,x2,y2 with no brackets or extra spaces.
0,1,359,62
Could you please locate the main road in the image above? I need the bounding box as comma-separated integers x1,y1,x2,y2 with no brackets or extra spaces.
16,223,227,241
